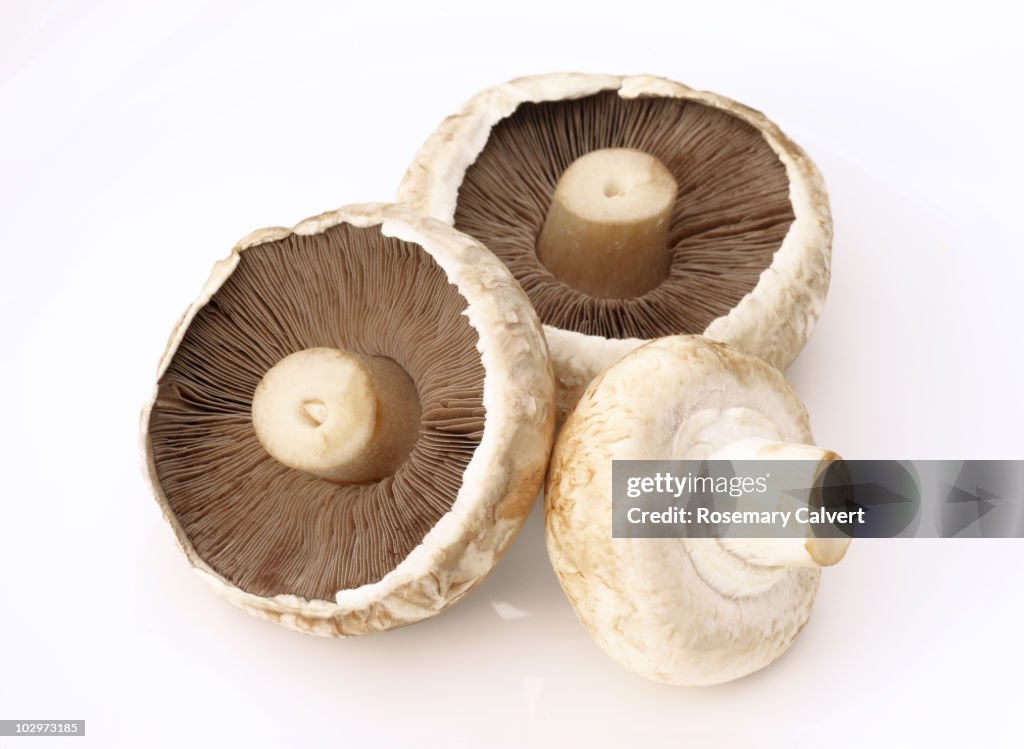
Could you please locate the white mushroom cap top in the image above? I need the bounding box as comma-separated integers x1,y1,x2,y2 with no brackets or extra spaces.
398,73,832,419
545,335,848,685
142,203,555,636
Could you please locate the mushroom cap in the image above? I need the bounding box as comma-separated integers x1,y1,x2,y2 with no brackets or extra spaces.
141,202,555,636
398,73,832,418
545,335,821,685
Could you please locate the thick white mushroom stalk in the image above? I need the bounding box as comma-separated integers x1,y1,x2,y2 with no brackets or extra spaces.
545,335,848,685
252,347,422,484
537,147,676,299
681,415,849,598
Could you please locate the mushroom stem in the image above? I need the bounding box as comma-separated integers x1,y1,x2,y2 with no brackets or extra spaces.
251,347,421,483
536,148,676,298
708,437,851,569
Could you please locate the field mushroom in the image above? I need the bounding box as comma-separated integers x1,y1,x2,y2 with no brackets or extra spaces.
142,203,555,636
545,335,849,685
398,73,832,419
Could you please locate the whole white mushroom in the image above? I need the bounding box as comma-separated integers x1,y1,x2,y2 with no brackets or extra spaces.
545,335,849,685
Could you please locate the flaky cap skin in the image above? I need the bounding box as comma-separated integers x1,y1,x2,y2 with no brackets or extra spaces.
141,202,555,636
398,73,832,418
545,336,821,685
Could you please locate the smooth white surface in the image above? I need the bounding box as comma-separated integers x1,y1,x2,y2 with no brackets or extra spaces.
1,1,1022,747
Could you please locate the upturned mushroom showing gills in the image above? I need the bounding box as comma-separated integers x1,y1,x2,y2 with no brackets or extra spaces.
398,73,832,419
142,203,555,636
545,335,849,685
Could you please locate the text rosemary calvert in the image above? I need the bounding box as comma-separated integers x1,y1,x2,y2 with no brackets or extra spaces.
624,472,866,527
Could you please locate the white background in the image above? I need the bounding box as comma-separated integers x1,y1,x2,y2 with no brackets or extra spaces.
2,1,1023,746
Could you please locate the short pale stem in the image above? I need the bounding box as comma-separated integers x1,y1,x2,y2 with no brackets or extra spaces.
709,438,851,569
536,148,677,299
251,347,421,483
